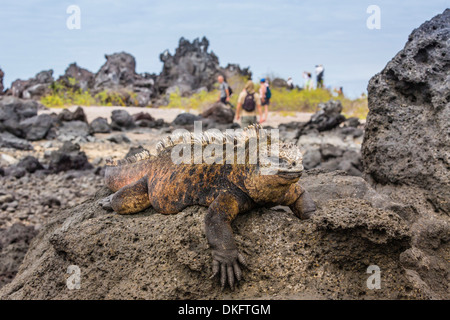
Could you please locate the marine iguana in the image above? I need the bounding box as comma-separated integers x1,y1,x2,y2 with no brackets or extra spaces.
99,124,316,289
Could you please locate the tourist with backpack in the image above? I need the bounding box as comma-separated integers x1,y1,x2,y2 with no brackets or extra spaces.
235,80,263,127
259,78,271,123
217,75,233,108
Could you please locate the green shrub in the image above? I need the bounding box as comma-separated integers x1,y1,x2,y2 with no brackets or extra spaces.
40,78,139,108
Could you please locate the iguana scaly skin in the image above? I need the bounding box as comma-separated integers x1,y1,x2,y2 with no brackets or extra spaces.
100,124,316,289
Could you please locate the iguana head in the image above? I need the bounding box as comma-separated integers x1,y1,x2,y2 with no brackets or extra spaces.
243,140,304,203
258,141,304,179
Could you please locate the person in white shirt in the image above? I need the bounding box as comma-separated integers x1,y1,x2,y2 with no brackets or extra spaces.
287,77,294,90
315,65,324,88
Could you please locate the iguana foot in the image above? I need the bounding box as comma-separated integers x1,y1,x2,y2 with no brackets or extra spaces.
300,209,316,220
210,249,247,290
98,194,114,211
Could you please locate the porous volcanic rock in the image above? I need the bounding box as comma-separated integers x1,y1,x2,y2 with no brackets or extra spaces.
0,68,4,94
48,141,93,172
362,9,450,214
0,223,38,289
93,52,155,107
110,109,135,131
89,117,111,134
10,70,54,99
57,63,95,91
200,102,235,124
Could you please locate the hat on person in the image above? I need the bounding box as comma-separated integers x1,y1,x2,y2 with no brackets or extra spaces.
260,78,265,83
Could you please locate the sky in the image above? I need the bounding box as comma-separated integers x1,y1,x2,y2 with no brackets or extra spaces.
0,0,448,98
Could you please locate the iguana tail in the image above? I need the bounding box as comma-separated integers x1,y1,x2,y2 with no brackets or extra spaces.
105,150,154,192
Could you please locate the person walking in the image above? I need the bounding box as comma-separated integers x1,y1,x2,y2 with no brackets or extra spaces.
287,77,294,90
303,71,313,90
217,75,233,107
235,80,263,127
315,65,324,89
259,78,270,123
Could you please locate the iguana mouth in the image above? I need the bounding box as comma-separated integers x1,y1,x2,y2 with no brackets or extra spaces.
276,170,303,178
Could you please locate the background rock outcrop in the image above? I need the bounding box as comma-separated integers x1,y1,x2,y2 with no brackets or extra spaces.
10,70,54,99
93,52,156,107
1,37,252,107
0,68,4,94
155,37,221,96
57,63,94,92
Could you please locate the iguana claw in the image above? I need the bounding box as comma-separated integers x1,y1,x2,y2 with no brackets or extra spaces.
98,195,114,211
210,249,246,290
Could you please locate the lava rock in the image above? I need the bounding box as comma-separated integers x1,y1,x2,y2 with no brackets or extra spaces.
48,142,93,172
89,117,111,133
110,110,135,130
94,52,139,88
10,70,54,99
0,132,33,150
17,156,44,173
302,148,322,169
0,97,41,138
0,223,38,289
343,117,360,128
132,112,155,122
93,52,155,107
124,145,149,158
309,100,346,132
57,63,94,91
107,134,131,144
271,77,289,88
0,68,4,94
172,112,202,126
362,9,450,213
320,144,344,160
56,120,91,141
19,114,54,141
200,102,235,124
7,166,26,178
57,106,88,123
155,37,222,95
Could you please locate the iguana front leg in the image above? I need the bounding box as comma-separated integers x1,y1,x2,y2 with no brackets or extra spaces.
205,191,253,290
99,176,151,214
280,183,316,220
290,188,316,219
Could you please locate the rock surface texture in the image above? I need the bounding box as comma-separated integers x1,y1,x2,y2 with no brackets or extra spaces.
0,68,4,94
362,9,450,214
362,9,450,299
